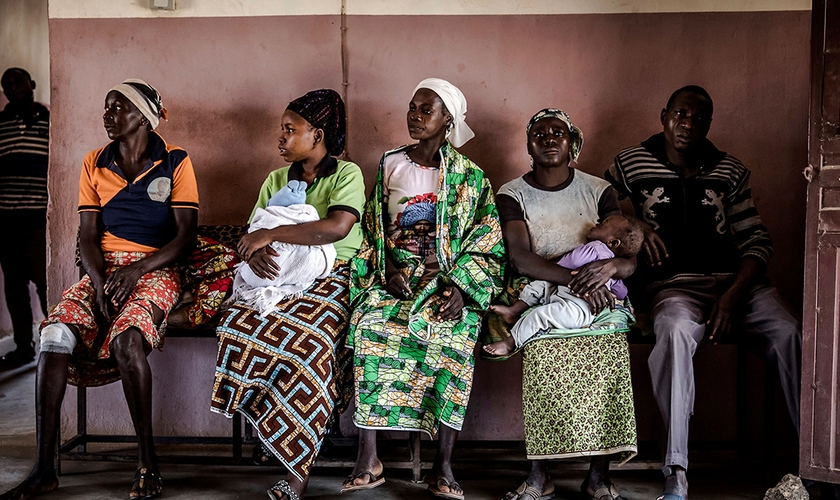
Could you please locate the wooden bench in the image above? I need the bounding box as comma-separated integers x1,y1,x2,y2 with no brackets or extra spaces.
57,228,778,480
57,224,426,479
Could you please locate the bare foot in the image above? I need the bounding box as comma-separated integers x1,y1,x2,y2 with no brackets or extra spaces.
482,337,516,356
0,470,59,500
490,304,521,325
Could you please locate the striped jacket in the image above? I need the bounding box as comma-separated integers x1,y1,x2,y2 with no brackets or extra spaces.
0,102,49,222
606,133,772,283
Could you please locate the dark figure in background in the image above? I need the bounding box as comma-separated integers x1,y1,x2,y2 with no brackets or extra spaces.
0,68,49,368
606,85,801,500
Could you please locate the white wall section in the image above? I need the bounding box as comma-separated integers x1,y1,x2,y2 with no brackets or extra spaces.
1,0,49,104
49,0,810,18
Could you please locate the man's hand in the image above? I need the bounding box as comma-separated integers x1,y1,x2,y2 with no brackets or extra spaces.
639,220,668,267
707,289,741,344
438,286,464,321
238,229,274,262
104,263,146,310
569,259,619,297
583,285,616,315
247,247,281,280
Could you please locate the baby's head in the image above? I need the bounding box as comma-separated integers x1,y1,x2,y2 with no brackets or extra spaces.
267,180,307,207
587,214,643,258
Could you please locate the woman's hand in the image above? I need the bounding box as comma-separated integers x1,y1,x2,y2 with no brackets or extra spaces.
568,260,619,297
639,220,668,266
104,263,147,310
438,286,464,321
238,229,274,262
93,282,112,323
582,285,616,315
385,269,411,298
248,247,281,280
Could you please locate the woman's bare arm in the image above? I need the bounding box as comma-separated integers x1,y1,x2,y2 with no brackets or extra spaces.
503,219,574,286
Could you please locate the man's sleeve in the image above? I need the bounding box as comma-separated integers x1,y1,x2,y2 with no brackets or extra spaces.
604,156,632,199
726,171,772,265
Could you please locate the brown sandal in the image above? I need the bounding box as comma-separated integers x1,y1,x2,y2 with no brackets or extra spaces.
129,467,162,500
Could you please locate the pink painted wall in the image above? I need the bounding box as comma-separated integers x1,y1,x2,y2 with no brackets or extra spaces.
344,12,810,310
48,16,344,307
50,11,809,443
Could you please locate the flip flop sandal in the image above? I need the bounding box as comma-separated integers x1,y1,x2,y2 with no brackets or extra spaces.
340,470,385,493
252,443,278,466
130,467,163,500
588,483,628,500
267,479,300,500
504,481,556,500
427,477,465,500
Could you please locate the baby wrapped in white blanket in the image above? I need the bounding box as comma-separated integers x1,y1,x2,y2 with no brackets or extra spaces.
234,180,336,316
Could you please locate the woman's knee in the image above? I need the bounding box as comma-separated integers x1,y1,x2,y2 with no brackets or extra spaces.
111,328,147,365
40,323,77,355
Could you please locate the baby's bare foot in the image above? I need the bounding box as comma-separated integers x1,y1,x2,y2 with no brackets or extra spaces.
482,337,515,356
490,304,520,325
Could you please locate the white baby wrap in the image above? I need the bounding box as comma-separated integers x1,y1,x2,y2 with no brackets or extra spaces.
234,204,336,316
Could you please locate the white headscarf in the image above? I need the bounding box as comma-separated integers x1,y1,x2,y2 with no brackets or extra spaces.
109,78,166,130
413,78,475,148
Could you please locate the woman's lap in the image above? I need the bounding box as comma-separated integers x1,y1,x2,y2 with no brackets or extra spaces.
43,252,180,387
522,333,637,463
212,263,352,481
350,296,480,436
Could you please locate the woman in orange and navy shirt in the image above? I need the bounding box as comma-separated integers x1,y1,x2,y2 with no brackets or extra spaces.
1,79,197,500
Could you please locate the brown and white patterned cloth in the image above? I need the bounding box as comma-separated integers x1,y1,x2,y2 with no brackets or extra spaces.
211,262,353,481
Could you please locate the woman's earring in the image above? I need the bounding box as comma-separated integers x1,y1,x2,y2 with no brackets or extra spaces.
529,156,535,169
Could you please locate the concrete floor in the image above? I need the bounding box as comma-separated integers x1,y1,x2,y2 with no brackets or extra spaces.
0,361,823,500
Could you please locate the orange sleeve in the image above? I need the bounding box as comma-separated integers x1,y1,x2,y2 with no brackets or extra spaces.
170,153,199,210
78,150,101,212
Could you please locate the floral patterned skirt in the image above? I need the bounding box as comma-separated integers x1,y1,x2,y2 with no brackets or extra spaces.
42,251,181,387
522,332,637,464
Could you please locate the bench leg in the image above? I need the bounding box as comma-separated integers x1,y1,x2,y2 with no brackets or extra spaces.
245,420,254,443
736,345,749,461
233,413,242,460
409,432,421,483
77,386,87,452
763,358,776,481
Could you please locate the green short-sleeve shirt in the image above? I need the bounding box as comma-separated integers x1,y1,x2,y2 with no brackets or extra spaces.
251,158,366,261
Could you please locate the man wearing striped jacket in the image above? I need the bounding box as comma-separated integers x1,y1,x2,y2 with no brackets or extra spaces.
0,68,48,368
605,85,801,500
